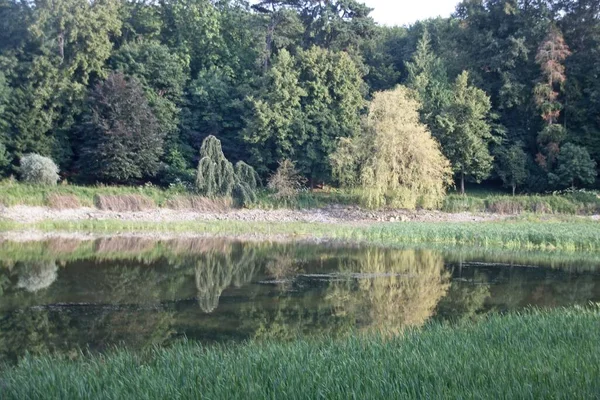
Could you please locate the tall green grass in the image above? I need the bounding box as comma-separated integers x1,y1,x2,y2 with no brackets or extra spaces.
2,307,599,399
5,219,599,252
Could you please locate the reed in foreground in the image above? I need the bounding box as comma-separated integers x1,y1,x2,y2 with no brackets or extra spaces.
2,308,598,399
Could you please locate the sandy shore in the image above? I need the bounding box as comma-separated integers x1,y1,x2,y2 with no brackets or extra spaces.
0,204,510,224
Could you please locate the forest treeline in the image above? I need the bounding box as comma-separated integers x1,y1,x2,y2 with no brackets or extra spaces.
0,0,598,194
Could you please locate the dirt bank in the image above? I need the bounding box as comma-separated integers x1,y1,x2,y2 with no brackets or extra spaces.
0,204,511,224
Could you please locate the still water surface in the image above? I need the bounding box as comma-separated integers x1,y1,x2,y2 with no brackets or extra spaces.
1,237,599,361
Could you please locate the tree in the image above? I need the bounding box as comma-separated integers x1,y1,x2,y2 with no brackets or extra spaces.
534,26,571,170
196,135,236,197
80,73,164,183
405,29,450,124
295,47,364,185
496,144,528,195
196,135,260,205
1,0,122,166
552,143,597,189
110,40,189,151
331,86,452,209
437,71,495,194
245,47,364,184
244,50,307,174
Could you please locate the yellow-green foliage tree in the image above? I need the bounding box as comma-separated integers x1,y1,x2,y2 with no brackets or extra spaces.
331,86,453,209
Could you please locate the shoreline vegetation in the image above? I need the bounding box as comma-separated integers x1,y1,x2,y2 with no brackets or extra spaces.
1,182,600,215
2,307,599,399
1,218,599,253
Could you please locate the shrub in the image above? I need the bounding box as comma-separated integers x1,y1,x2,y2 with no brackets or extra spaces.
268,159,306,200
19,154,59,186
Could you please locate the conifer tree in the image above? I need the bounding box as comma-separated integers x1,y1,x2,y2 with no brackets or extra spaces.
437,71,495,194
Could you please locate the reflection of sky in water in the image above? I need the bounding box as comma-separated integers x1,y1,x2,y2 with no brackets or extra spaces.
0,237,599,361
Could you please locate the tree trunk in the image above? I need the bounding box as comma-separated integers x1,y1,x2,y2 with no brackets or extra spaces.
262,15,278,73
460,172,465,195
58,30,65,63
512,183,516,196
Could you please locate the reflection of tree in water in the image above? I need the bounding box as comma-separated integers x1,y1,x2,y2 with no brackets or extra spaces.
435,271,491,322
194,243,257,313
327,249,451,335
245,248,451,339
0,308,73,363
15,261,58,292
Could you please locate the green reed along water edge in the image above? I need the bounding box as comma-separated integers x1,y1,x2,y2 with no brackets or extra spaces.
2,307,598,400
2,218,600,252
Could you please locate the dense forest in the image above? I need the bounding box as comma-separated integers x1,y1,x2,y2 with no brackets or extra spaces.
0,0,598,194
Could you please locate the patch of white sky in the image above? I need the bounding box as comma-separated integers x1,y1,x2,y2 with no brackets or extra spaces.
360,0,460,26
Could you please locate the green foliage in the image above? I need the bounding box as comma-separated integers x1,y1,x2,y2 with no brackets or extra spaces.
0,0,599,193
245,47,364,183
110,40,189,147
437,71,496,194
80,73,165,183
332,86,452,209
196,136,259,206
19,154,59,186
552,144,597,189
196,135,236,197
496,144,528,195
0,142,10,174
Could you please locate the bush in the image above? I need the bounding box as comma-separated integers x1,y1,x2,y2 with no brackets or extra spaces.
268,160,306,201
19,154,59,186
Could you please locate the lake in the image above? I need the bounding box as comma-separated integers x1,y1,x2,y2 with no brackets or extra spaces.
1,237,599,361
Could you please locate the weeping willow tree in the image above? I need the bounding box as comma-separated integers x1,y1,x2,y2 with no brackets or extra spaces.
194,242,258,313
196,136,260,206
331,86,453,209
326,248,451,336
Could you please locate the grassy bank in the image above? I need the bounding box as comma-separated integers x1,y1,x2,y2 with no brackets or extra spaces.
2,218,599,252
1,180,600,214
2,307,598,399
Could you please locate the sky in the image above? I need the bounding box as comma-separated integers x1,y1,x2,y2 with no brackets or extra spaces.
362,0,460,26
